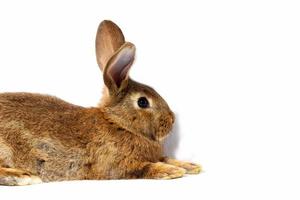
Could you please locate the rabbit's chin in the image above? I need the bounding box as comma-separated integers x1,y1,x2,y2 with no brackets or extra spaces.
153,131,171,142
157,135,168,142
153,127,173,142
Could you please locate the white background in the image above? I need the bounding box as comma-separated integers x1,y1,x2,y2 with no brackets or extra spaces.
0,0,299,199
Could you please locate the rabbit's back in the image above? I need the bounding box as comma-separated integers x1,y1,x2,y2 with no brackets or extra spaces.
0,93,85,135
0,93,89,181
0,92,81,112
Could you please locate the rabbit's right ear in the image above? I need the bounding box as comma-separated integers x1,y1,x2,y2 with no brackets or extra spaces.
96,20,125,71
103,42,135,94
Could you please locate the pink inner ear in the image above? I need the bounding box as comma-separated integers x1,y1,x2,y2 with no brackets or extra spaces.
108,49,134,87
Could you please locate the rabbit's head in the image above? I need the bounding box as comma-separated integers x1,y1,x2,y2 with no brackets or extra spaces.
95,20,174,142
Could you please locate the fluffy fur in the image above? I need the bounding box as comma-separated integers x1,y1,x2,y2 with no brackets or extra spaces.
0,20,201,185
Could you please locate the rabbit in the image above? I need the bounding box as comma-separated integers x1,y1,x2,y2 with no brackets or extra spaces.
0,20,201,186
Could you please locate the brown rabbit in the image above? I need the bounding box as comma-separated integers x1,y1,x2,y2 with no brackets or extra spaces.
0,20,201,186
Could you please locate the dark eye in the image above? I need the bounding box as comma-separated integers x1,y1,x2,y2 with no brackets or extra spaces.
137,97,149,108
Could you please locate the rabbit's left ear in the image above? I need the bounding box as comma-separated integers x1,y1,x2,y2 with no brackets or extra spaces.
103,42,135,93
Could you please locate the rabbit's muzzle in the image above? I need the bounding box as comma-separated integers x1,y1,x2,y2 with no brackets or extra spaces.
155,112,175,141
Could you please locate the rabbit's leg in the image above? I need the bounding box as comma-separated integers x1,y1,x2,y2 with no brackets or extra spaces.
139,162,186,179
161,157,201,174
0,167,42,186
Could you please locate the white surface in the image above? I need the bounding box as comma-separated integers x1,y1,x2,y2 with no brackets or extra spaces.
0,0,300,199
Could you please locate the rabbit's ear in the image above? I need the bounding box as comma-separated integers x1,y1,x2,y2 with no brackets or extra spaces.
103,42,135,92
96,20,125,71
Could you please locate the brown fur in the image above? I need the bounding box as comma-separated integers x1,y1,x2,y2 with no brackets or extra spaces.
0,20,200,185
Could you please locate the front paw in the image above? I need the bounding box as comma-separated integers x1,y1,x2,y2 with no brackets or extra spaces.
145,162,186,179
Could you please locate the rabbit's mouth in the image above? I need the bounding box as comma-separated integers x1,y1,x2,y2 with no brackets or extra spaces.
149,128,170,142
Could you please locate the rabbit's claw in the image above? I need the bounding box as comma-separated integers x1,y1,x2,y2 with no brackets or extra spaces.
163,158,202,174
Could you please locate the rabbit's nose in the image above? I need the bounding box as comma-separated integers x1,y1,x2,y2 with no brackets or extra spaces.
169,111,175,124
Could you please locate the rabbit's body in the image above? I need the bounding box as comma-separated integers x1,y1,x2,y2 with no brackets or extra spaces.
0,20,200,185
0,92,162,182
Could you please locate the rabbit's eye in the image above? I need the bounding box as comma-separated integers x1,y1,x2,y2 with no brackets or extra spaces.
137,97,149,108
